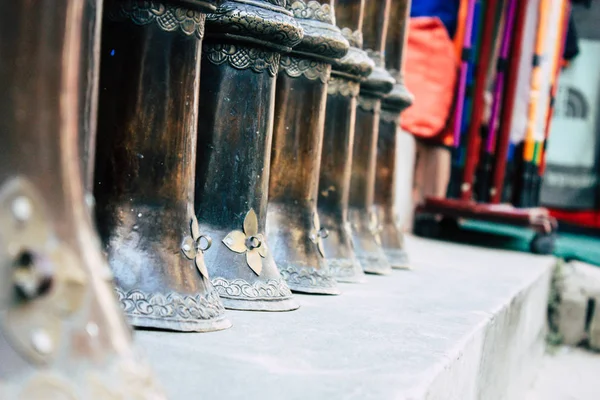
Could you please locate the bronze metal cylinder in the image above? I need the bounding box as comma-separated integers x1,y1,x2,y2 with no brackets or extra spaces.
194,0,303,311
79,0,103,200
348,0,395,275
375,0,414,269
94,0,231,332
318,0,373,283
0,1,164,396
267,0,349,294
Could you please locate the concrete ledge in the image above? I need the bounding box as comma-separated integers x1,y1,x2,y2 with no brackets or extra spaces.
137,236,554,399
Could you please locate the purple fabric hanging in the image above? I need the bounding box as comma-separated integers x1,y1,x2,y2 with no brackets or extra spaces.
452,0,477,148
485,0,518,153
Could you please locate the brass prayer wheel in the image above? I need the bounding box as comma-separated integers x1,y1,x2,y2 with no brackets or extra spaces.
375,0,414,269
195,0,303,311
348,0,395,275
0,1,164,397
318,0,373,283
267,0,349,294
94,0,231,331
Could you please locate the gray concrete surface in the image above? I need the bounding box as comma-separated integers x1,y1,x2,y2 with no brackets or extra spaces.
136,236,554,400
556,261,600,348
527,347,600,400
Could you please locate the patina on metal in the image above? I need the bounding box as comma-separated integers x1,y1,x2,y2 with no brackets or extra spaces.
348,0,395,275
94,0,231,331
0,1,164,397
267,0,349,294
375,0,414,269
79,0,103,201
318,0,373,283
194,0,303,311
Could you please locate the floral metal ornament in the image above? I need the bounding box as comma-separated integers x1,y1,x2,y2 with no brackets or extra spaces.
181,216,212,278
106,0,207,39
290,0,334,24
0,178,97,368
309,212,329,258
369,210,383,246
222,209,267,276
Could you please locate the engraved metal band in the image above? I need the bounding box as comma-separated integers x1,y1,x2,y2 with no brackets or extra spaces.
340,27,363,48
203,42,280,76
328,258,357,278
365,49,384,67
106,1,206,39
380,109,400,124
357,96,380,112
212,277,293,300
279,264,338,289
116,287,226,321
289,0,334,23
279,55,331,83
327,76,360,97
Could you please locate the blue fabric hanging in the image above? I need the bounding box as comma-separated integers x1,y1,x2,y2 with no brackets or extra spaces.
410,0,461,38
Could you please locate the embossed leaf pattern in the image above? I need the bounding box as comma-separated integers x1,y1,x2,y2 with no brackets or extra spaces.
243,209,258,237
246,250,263,276
195,252,209,280
222,230,247,254
182,217,212,278
50,245,88,315
256,233,267,258
310,212,326,258
317,237,325,258
370,212,382,246
190,216,201,241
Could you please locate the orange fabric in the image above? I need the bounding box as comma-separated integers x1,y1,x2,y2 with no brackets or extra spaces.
401,17,458,140
442,0,470,148
454,0,470,57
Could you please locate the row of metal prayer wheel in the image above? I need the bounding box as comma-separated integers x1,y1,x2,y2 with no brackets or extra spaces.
0,0,412,396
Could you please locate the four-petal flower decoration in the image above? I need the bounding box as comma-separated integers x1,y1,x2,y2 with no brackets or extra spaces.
222,209,267,276
309,212,328,258
181,216,212,279
369,211,383,246
0,180,89,363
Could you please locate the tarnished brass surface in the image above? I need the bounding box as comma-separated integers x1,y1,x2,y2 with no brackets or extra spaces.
195,0,302,311
349,0,395,275
94,0,231,331
375,0,414,269
79,0,103,198
318,0,372,283
267,0,348,294
0,1,164,397
360,0,395,96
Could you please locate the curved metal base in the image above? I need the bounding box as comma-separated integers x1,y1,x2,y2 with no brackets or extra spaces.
279,264,341,295
220,297,300,312
130,314,232,333
116,287,231,333
328,258,367,283
348,208,392,276
384,248,410,270
357,252,393,275
211,277,300,311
